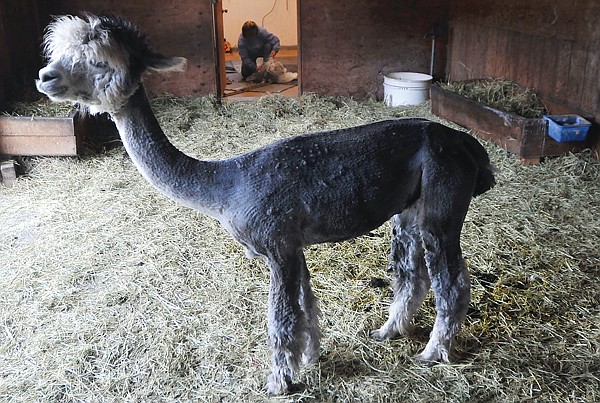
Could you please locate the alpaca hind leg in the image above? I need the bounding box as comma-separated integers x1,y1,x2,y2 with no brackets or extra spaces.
298,253,321,365
416,229,470,364
371,212,430,340
415,156,475,364
265,250,309,395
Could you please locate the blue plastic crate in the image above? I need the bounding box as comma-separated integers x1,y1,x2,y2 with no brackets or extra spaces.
544,114,591,142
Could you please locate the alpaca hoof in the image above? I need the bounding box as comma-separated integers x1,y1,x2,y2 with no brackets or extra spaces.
370,325,410,340
414,352,441,366
370,328,394,340
264,377,304,395
414,347,451,365
301,349,319,366
265,378,289,396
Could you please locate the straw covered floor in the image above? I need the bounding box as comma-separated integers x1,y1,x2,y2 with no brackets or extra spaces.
1,94,598,402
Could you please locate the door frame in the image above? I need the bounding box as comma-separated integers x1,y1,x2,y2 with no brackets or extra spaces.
212,0,227,97
213,0,302,98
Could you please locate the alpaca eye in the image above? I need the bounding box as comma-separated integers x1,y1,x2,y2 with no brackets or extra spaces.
85,32,98,43
90,61,108,69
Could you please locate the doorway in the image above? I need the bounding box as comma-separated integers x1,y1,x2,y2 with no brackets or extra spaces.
215,0,299,99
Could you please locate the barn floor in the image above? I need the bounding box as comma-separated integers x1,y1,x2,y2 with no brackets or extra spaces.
0,95,598,402
224,47,298,99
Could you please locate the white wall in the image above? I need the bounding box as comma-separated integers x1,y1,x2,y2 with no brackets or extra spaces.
223,0,297,48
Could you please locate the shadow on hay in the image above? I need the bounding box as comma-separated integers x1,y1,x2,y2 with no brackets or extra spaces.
78,112,122,155
317,351,375,380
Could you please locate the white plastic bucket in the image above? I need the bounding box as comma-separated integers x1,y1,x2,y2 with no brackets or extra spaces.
383,72,433,106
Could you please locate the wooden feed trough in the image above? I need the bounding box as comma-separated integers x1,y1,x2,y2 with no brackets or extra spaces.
0,111,81,186
0,111,83,157
431,84,594,165
0,111,116,186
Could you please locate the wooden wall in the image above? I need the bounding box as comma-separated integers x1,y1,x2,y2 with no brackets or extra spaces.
298,0,449,99
447,1,600,124
2,0,449,104
1,0,599,134
0,0,44,107
42,0,216,97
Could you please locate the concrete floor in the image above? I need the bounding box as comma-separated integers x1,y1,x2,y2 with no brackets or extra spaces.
224,47,298,100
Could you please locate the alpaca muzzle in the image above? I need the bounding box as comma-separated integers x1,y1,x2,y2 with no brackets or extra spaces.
36,65,67,97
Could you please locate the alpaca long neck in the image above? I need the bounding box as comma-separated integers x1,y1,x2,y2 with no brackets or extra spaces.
110,84,228,218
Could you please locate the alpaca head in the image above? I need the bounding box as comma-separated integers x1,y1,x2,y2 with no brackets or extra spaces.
36,14,187,114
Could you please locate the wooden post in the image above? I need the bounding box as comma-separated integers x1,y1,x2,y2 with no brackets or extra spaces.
0,158,16,187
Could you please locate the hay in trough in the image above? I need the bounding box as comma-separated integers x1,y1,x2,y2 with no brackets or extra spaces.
3,98,75,117
440,79,547,118
1,93,598,402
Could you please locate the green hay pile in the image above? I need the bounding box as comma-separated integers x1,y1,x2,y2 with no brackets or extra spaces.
1,94,598,402
440,79,547,118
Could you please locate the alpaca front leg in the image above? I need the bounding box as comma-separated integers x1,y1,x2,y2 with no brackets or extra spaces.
371,214,430,340
417,232,470,364
265,252,308,395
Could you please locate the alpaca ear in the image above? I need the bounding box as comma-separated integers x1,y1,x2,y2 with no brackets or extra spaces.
145,53,188,73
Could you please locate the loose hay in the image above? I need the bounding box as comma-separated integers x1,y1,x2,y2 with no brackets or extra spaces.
1,94,598,402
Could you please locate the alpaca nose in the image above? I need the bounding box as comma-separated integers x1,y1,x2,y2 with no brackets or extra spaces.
39,67,62,84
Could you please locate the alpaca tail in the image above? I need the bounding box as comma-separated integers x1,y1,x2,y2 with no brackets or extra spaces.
460,132,497,197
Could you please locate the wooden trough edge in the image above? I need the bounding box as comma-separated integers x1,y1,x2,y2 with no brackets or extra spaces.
430,84,596,165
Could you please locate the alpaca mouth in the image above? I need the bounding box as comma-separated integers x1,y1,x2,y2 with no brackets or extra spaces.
45,90,69,102
48,88,67,98
36,80,67,99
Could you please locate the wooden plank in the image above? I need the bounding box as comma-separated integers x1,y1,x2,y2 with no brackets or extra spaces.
553,39,573,100
451,20,474,81
253,83,297,93
567,43,589,110
494,29,510,79
580,47,600,115
519,33,535,88
519,119,547,159
460,23,475,79
459,24,483,79
0,135,77,156
505,30,521,82
448,21,467,81
483,27,499,78
0,115,75,137
471,25,488,78
526,34,544,92
513,31,532,86
537,35,558,99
